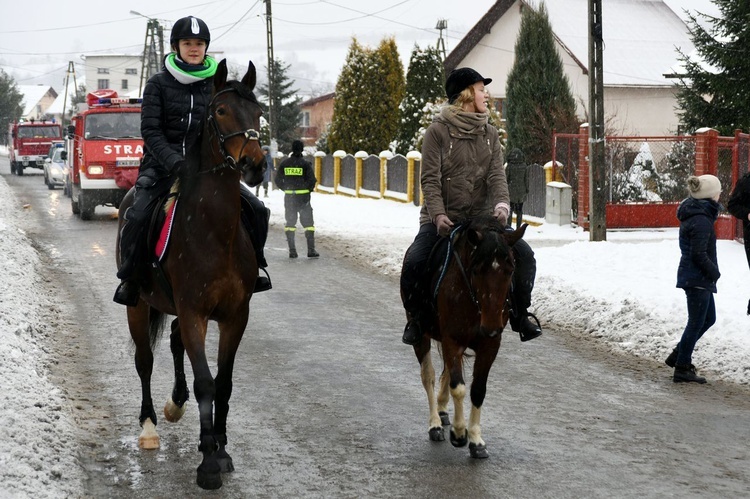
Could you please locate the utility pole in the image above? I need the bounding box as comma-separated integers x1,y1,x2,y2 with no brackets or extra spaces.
436,19,448,61
137,18,165,97
61,61,78,129
264,0,276,143
588,0,606,241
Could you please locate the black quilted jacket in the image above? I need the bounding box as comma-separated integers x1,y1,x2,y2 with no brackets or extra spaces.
139,69,213,178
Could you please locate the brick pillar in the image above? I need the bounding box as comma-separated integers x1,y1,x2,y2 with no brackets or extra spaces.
577,123,590,228
694,127,718,176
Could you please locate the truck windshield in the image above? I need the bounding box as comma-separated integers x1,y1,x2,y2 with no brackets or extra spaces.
17,126,60,138
85,112,141,139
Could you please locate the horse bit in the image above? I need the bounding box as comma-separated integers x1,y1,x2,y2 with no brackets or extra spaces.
205,87,261,172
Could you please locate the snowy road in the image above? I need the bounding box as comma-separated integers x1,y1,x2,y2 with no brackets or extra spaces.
2,156,750,497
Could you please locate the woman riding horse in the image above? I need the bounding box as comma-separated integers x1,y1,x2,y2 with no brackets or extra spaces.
114,15,271,306
400,67,542,345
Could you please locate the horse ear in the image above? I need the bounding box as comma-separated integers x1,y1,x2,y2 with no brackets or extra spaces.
241,60,257,92
504,223,528,247
214,59,228,93
467,228,483,247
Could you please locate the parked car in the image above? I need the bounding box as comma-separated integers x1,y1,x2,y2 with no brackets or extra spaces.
43,146,68,190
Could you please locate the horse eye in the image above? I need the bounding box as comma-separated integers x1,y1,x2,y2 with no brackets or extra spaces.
216,107,226,116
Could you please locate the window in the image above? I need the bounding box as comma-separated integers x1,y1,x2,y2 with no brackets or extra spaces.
125,68,137,75
122,79,128,90
300,111,311,128
97,79,110,90
97,68,110,74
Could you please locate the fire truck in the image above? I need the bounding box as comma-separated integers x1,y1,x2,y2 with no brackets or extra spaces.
8,120,63,176
66,90,143,220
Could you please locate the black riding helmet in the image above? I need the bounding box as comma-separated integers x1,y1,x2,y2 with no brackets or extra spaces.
170,16,211,50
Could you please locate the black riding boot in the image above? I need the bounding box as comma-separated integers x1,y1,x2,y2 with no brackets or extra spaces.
673,364,707,384
510,308,542,342
306,231,319,258
402,314,423,345
286,231,298,258
114,215,142,306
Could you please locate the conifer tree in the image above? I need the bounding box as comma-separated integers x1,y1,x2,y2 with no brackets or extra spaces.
675,1,750,135
395,44,445,154
257,58,302,152
505,2,577,165
329,37,404,153
328,39,367,152
0,70,23,143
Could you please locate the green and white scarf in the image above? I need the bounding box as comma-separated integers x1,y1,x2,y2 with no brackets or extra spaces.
165,53,218,84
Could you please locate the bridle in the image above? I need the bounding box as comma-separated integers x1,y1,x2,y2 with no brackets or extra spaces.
204,87,262,173
433,223,514,314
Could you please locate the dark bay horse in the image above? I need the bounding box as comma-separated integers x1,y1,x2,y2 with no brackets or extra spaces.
410,216,526,459
115,59,266,490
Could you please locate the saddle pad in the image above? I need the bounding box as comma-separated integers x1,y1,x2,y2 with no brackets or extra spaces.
155,199,177,261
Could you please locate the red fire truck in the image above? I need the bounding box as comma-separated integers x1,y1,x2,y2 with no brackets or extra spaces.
66,90,143,220
8,120,63,176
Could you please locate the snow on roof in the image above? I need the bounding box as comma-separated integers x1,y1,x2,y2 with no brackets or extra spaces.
543,0,694,86
448,0,718,88
17,85,56,116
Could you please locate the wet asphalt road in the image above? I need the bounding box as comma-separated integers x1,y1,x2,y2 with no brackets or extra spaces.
3,157,750,498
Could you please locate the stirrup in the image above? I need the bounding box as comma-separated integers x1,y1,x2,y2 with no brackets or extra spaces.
254,267,272,293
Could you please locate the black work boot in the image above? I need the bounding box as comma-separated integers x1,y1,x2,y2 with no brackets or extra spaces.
512,312,542,342
402,318,423,346
286,231,298,258
665,348,678,368
673,364,707,384
306,231,320,258
113,279,140,306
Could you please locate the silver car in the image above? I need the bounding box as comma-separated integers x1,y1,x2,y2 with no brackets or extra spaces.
43,147,68,190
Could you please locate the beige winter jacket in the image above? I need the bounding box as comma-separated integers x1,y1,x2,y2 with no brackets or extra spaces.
419,106,509,226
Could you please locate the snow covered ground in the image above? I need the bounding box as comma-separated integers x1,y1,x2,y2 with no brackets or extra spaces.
2,155,750,496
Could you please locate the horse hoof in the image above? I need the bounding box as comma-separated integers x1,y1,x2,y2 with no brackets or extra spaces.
138,419,160,449
217,448,234,473
428,426,445,442
450,429,468,448
439,411,451,426
196,470,222,490
163,397,186,423
469,442,489,459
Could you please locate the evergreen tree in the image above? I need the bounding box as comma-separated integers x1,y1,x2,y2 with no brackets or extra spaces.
257,58,302,152
505,2,578,165
0,70,23,144
328,38,367,152
675,1,750,135
329,37,405,153
395,44,445,154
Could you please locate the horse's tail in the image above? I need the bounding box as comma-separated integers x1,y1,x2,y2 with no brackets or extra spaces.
148,307,168,351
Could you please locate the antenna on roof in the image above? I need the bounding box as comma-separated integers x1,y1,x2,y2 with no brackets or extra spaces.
436,19,448,61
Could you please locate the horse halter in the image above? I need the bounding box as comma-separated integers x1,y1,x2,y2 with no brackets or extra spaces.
206,87,261,172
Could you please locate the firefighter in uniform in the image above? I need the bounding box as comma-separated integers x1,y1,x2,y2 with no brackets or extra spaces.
113,15,271,306
275,140,319,258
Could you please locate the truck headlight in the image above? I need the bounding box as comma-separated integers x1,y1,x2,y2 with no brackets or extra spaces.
88,165,104,175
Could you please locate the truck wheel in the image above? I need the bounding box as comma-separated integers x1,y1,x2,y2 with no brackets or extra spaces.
10,162,15,174
17,164,24,176
71,194,80,215
79,192,94,220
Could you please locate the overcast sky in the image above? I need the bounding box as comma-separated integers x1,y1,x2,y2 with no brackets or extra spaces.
0,0,719,99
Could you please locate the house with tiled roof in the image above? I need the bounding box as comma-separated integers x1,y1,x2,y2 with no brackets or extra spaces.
445,0,711,136
298,92,335,147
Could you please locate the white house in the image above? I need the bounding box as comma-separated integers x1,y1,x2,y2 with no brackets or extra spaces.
82,54,143,98
444,0,713,136
17,85,58,121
